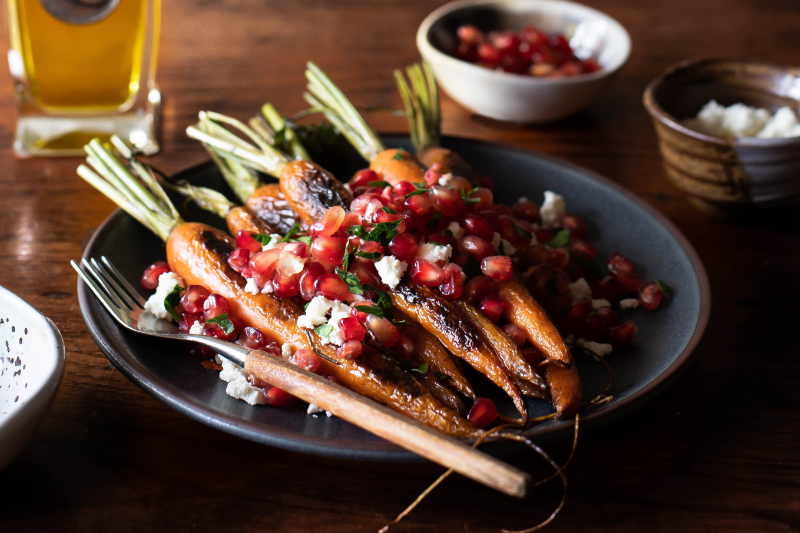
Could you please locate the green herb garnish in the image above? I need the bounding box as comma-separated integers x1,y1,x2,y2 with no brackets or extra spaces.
392,319,415,326
163,285,184,322
368,180,391,188
655,279,673,295
281,221,300,242
355,305,384,318
460,188,480,205
405,189,427,198
355,251,382,261
426,213,441,227
335,267,363,295
411,362,429,376
392,147,405,160
382,206,397,214
547,229,571,248
341,240,352,271
512,219,533,239
207,313,235,335
292,236,313,245
314,324,334,338
251,233,274,247
435,372,452,381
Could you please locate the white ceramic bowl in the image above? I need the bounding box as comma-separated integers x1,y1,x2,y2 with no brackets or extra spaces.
0,285,65,471
417,0,631,122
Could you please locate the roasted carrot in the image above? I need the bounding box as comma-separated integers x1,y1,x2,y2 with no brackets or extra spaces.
392,281,527,419
417,146,475,182
278,160,353,226
77,139,481,438
369,148,427,186
226,206,275,236
541,361,582,419
245,183,302,235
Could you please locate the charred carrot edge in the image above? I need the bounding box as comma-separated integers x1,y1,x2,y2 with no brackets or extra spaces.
452,299,546,392
245,184,303,235
226,206,276,236
391,281,528,421
278,159,353,226
397,322,476,400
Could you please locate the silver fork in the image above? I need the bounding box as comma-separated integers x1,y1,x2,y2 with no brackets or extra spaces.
71,256,529,497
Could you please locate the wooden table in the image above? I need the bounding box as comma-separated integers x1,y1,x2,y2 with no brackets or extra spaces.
2,1,799,531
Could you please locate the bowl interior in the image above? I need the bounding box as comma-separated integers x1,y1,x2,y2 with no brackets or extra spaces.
650,59,800,122
0,286,64,423
426,0,629,70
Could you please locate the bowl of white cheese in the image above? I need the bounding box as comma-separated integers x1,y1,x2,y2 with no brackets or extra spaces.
643,57,800,209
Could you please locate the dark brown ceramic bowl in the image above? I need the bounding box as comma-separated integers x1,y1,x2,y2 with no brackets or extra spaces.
643,58,800,209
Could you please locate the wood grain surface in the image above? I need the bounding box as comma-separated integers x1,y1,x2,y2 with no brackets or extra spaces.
1,1,799,531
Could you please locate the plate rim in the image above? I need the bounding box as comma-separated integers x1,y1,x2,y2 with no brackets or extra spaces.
77,134,711,461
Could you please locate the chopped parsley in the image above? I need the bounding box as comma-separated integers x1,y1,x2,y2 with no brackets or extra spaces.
163,285,184,322
392,147,406,160
281,221,300,242
314,324,334,338
207,313,235,335
411,362,429,376
251,233,274,246
655,279,673,295
368,180,391,188
335,267,363,295
547,229,571,248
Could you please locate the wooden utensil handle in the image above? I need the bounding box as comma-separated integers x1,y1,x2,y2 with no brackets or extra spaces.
245,349,529,498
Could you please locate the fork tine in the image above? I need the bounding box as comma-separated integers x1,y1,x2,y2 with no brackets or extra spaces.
71,260,127,319
81,258,136,312
100,256,147,307
90,257,142,311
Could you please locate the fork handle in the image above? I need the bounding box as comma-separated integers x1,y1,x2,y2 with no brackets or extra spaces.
244,349,529,498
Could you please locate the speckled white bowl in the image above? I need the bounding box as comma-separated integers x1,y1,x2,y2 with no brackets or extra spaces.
0,285,64,471
417,0,631,122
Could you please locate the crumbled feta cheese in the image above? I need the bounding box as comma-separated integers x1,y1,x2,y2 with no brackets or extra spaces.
307,403,324,415
261,234,284,251
144,272,184,320
188,321,203,335
540,191,565,227
500,239,516,256
417,242,452,264
568,278,592,301
244,277,260,295
447,222,465,239
592,299,611,309
326,411,333,417
218,357,266,405
375,255,408,289
281,343,294,358
438,173,455,186
297,296,336,329
620,298,640,309
517,196,529,204
576,338,613,357
489,233,516,255
319,301,353,346
492,232,501,249
683,100,800,139
261,283,274,294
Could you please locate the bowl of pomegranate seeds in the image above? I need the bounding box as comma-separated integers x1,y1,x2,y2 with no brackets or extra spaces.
417,0,631,122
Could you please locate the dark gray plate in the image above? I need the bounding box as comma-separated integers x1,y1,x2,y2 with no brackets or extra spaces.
77,135,710,461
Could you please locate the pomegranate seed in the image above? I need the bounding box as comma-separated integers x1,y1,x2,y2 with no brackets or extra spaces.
351,240,381,262
180,285,210,314
410,259,446,287
350,193,380,215
438,263,465,300
395,333,415,356
458,235,494,260
498,216,530,249
311,236,347,268
546,248,570,270
250,248,283,278
350,169,381,192
178,312,202,333
614,271,643,294
427,232,457,248
141,261,170,290
549,35,573,54
535,227,555,243
521,347,544,366
457,42,478,62
582,59,601,73
493,31,521,51
272,271,300,298
609,321,638,349
571,240,597,261
477,43,502,67
457,24,484,45
463,214,494,241
386,233,417,262
638,282,664,310
467,398,498,428
336,212,363,237
293,348,322,372
592,276,620,300
351,304,377,323
227,248,251,273
559,300,592,334
464,275,495,304
481,255,513,281
423,163,442,187
468,187,493,211
522,26,547,46
202,293,230,321
350,261,381,287
405,192,431,215
315,273,350,301
513,201,540,221
452,251,470,267
236,327,270,350
479,294,505,322
430,186,464,216
503,324,527,346
264,387,295,407
337,340,363,360
559,61,583,76
366,315,399,348
299,262,326,301
236,230,264,254
339,316,366,342
559,214,586,238
584,311,609,342
393,180,416,196
596,307,620,328
608,252,634,275
517,244,549,271
364,198,388,224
